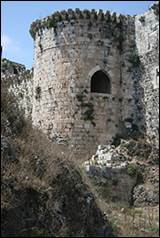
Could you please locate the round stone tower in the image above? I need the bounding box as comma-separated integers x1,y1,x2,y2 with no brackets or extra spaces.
30,9,136,154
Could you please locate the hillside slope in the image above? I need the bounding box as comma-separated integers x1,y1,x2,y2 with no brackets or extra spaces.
1,66,114,237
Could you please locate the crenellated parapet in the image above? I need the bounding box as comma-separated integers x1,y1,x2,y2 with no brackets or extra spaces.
29,9,129,39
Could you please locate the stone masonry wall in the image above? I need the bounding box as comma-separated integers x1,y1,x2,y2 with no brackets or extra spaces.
31,10,138,154
1,59,33,119
135,2,159,148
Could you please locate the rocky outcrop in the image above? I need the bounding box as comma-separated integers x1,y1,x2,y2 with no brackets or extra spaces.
133,166,159,206
83,139,159,206
83,143,138,204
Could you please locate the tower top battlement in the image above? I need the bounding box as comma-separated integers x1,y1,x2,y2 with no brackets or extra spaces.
29,2,159,40
29,8,132,40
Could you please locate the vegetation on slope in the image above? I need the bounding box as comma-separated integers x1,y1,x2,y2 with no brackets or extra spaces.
1,80,114,237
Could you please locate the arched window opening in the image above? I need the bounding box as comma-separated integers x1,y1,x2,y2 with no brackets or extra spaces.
91,70,111,94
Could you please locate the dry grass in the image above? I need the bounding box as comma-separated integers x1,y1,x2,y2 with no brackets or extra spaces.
1,79,79,201
2,124,70,185
96,198,159,237
1,124,113,237
1,80,25,135
79,164,159,237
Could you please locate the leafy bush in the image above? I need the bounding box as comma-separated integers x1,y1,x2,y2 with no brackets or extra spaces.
127,163,138,176
128,50,140,67
46,18,57,28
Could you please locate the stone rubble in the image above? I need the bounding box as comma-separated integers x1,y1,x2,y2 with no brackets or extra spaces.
84,143,129,170
83,138,159,206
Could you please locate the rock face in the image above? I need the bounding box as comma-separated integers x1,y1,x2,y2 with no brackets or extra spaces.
133,166,159,206
83,139,159,206
29,3,159,154
83,143,138,204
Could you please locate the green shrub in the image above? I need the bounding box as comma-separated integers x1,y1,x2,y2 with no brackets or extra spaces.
46,18,57,28
83,107,94,121
83,103,95,125
148,224,159,233
76,92,95,126
128,50,140,67
127,163,138,176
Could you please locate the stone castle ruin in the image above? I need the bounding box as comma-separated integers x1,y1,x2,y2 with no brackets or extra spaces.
2,2,159,155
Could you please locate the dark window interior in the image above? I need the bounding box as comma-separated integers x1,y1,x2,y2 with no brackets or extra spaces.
91,70,111,94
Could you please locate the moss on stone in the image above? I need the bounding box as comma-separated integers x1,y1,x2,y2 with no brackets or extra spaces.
128,50,140,67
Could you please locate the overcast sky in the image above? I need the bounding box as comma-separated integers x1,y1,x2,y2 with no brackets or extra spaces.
2,1,154,69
